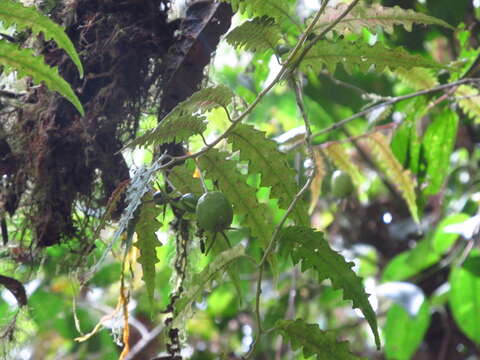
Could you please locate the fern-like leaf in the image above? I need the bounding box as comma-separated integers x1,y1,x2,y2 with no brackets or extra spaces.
220,0,295,22
361,132,419,223
276,319,365,360
227,124,308,226
315,3,452,36
394,67,439,90
456,85,480,121
88,159,164,277
323,142,365,190
309,148,326,213
226,17,281,52
174,244,245,321
134,194,162,311
0,0,83,77
198,149,274,247
0,41,84,115
126,86,233,149
167,160,203,196
126,114,206,149
180,85,234,112
280,226,380,349
296,40,443,74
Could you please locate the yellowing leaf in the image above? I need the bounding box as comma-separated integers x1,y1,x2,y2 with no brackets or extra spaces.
361,132,419,223
323,142,365,190
394,67,439,90
456,85,480,122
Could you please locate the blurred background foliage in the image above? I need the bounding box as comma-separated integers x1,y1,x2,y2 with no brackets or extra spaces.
2,0,480,359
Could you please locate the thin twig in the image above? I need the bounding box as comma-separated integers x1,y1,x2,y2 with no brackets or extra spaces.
244,73,318,359
303,78,480,142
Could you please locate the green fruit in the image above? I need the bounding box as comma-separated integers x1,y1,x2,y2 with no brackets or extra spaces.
196,191,233,232
331,170,354,198
179,193,199,212
153,191,167,205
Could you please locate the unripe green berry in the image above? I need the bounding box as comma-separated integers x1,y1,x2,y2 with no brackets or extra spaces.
196,191,233,232
331,170,354,198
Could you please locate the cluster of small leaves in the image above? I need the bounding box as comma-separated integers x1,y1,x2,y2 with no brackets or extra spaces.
0,0,84,115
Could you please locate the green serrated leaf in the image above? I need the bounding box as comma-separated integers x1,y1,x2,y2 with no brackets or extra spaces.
174,244,246,319
296,40,444,74
323,142,365,190
422,110,458,196
456,85,480,122
449,250,480,344
280,226,380,349
394,67,439,90
384,301,431,360
315,3,453,36
227,124,308,226
276,319,364,360
0,41,84,115
198,149,274,247
220,0,296,22
226,17,281,52
167,160,203,196
126,114,205,149
180,85,234,112
0,0,83,77
361,132,419,223
134,195,162,311
126,86,232,149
